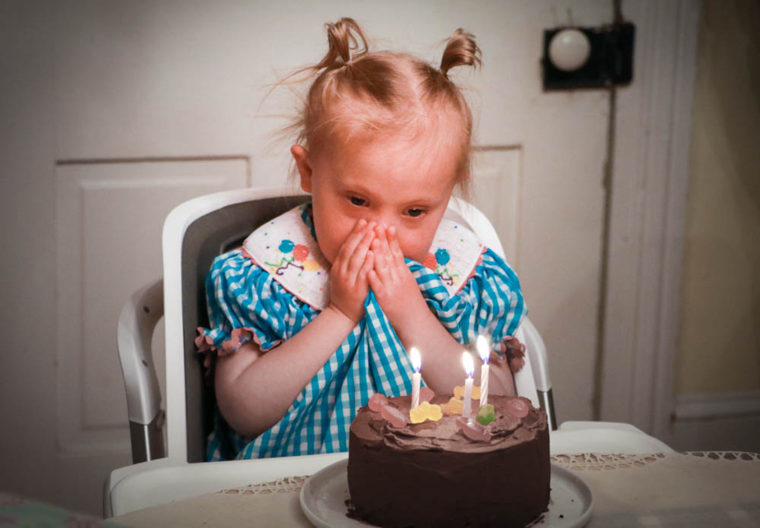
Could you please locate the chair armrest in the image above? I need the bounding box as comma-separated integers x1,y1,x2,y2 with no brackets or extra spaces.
117,278,165,462
554,421,675,454
515,318,551,392
515,318,557,430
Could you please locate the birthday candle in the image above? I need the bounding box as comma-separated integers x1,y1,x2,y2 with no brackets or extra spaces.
462,352,474,419
477,335,490,407
410,347,422,409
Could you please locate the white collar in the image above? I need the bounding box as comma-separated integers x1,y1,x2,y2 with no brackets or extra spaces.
242,205,483,310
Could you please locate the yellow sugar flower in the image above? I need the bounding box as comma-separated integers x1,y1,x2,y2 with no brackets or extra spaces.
442,396,464,415
453,385,481,400
409,401,443,424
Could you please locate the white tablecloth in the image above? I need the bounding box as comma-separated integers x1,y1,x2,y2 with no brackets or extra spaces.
112,452,760,528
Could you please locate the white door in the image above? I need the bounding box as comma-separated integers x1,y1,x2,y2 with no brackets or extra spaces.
3,0,614,515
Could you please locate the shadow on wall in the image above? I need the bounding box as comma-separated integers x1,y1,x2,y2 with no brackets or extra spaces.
706,0,760,211
708,1,760,344
680,0,760,394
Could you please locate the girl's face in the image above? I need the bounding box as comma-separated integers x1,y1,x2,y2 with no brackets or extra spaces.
291,131,461,264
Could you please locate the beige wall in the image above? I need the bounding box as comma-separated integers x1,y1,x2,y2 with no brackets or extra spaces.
677,0,760,395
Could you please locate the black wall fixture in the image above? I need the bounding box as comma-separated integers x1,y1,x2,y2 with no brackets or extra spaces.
542,22,635,90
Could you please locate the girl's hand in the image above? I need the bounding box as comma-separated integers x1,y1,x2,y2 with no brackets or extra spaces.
327,219,375,324
368,225,426,325
498,335,526,373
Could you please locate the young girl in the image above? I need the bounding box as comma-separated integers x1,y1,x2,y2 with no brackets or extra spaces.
196,18,527,461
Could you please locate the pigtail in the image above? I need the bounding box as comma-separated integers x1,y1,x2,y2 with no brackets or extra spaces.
315,17,369,70
440,29,482,77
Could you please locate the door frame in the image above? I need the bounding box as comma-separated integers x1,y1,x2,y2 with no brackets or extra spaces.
600,0,701,443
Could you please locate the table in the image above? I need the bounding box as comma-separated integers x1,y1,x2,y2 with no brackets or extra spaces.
99,422,759,527
109,450,760,527
107,421,671,516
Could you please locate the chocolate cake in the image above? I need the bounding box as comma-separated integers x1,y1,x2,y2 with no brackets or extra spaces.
347,393,550,528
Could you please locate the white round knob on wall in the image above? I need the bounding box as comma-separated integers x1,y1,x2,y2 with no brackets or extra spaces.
548,29,591,72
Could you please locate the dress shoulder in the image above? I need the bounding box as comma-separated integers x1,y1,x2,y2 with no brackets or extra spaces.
413,246,527,346
195,248,319,362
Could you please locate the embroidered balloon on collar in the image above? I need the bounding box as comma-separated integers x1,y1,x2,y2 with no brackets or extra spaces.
279,239,295,253
293,244,309,261
422,253,437,270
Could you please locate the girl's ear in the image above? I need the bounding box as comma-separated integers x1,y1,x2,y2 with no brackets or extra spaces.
291,145,313,192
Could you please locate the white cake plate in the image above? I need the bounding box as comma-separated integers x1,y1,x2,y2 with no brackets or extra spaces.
300,459,593,528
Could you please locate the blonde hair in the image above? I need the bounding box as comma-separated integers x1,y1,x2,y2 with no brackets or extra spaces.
289,18,481,188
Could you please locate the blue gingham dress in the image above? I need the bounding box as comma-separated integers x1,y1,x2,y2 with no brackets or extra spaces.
196,204,526,460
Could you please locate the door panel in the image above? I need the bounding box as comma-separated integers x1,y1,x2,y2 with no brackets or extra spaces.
55,159,248,454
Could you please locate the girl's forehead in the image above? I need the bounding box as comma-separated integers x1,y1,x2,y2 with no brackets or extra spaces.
343,132,454,168
326,132,461,194
311,100,468,188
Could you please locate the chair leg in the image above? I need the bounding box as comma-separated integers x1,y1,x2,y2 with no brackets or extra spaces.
537,389,558,430
129,411,166,463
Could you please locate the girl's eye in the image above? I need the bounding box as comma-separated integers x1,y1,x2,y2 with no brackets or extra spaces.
407,208,424,217
349,196,366,207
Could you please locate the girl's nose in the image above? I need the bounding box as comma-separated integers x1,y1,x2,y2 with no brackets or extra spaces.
371,216,396,234
366,211,395,231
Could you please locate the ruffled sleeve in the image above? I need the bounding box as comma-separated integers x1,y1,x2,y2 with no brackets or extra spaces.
195,248,320,368
411,248,526,347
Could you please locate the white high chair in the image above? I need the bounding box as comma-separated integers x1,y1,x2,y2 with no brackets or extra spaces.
106,186,672,517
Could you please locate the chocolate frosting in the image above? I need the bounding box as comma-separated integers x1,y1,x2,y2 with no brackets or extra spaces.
347,394,551,528
351,394,545,453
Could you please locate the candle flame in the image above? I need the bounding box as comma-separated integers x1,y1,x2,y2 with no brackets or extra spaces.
410,347,422,372
477,335,490,363
461,351,474,377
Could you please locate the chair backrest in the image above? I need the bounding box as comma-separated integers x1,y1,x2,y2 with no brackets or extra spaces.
163,187,310,462
162,187,553,463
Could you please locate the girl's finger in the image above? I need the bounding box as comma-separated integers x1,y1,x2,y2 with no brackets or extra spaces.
373,226,392,261
358,250,374,285
377,232,399,282
335,220,373,272
346,228,375,280
368,269,382,294
387,226,405,262
371,238,392,283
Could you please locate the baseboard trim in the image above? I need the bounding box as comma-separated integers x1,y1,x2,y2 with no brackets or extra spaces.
674,390,760,421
